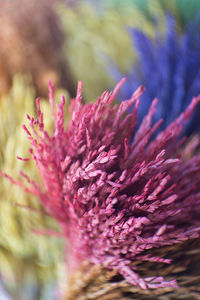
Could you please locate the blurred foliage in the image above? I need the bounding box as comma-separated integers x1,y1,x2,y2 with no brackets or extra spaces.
99,0,200,27
0,76,71,300
58,0,198,102
57,2,160,101
0,0,76,99
108,14,200,135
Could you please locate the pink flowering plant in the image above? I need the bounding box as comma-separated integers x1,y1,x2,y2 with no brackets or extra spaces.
2,78,200,290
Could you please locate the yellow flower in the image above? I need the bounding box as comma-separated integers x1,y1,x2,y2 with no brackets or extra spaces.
0,75,67,297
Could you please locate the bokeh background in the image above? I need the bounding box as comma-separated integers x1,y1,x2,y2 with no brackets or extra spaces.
1,0,200,299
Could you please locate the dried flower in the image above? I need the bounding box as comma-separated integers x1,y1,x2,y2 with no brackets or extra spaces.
58,2,157,101
0,0,76,98
0,76,63,299
2,79,200,291
110,15,200,135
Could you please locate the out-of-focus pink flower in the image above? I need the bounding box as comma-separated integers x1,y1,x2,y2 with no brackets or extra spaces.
2,78,200,290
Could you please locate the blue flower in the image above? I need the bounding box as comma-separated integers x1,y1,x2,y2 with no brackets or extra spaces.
110,15,200,135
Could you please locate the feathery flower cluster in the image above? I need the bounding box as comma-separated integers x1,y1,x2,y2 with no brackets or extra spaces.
2,79,200,290
58,1,157,101
110,15,200,135
0,76,62,299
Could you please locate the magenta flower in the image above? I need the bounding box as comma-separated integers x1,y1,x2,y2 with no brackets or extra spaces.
2,79,200,290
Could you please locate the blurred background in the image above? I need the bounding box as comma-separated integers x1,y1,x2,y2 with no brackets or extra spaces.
1,0,200,299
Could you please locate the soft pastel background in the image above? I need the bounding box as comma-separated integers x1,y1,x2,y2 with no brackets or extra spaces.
0,0,200,299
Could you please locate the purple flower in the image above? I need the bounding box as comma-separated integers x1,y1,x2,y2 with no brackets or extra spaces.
109,15,200,135
2,79,200,290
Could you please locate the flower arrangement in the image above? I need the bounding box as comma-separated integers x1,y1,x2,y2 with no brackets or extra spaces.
2,79,200,299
